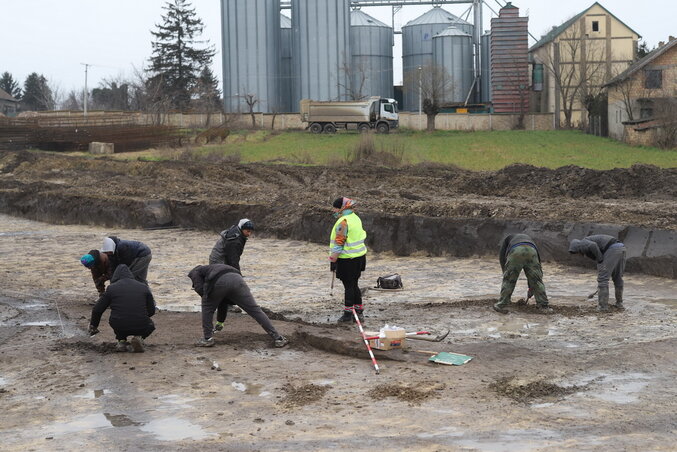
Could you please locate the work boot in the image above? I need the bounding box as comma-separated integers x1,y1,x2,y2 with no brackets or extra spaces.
614,287,625,310
115,340,130,352
337,310,353,323
130,336,145,353
537,305,554,314
597,287,610,312
274,336,289,348
213,321,224,333
493,303,509,314
195,337,215,347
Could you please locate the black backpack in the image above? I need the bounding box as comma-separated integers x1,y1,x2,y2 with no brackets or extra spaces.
376,273,403,290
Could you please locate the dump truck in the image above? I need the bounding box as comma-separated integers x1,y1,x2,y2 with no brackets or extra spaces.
300,97,399,134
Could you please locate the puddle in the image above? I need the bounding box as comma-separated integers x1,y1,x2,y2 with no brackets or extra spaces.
21,321,60,327
449,429,562,451
157,394,195,409
568,372,652,404
0,376,8,385
104,412,142,427
139,417,215,441
311,379,335,386
160,305,201,313
75,389,109,399
231,382,247,392
46,413,112,435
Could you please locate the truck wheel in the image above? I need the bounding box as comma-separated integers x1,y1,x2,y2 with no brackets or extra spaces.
323,123,337,134
309,123,323,134
376,122,390,134
358,123,370,133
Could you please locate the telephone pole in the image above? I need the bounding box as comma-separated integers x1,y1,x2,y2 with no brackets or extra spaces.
80,63,90,117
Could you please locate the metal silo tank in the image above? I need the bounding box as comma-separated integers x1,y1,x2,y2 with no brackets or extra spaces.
432,27,474,104
291,0,351,111
221,0,281,113
402,7,474,111
280,13,292,112
480,31,491,103
350,10,393,99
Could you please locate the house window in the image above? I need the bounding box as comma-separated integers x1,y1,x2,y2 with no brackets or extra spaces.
592,21,599,32
645,70,662,89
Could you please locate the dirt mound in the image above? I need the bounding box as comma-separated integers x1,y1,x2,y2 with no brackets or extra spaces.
490,376,586,403
279,383,329,408
367,383,443,405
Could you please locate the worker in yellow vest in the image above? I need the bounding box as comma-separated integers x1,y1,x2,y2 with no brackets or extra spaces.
329,197,367,323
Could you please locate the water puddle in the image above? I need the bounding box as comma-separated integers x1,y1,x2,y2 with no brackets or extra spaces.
104,413,142,427
21,321,60,327
0,376,8,385
451,429,561,451
139,417,215,441
75,389,109,399
45,413,112,435
157,394,195,409
568,372,652,404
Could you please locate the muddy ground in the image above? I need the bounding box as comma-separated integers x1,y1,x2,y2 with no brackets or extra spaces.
1,214,676,451
0,150,676,450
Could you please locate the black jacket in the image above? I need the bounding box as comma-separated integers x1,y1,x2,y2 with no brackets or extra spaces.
90,265,156,330
108,236,151,272
208,225,247,270
188,264,241,300
499,233,540,271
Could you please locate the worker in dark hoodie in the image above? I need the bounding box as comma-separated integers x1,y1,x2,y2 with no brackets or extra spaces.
188,263,288,348
569,234,626,312
494,233,553,314
88,264,156,352
209,219,254,271
209,219,254,314
101,236,152,286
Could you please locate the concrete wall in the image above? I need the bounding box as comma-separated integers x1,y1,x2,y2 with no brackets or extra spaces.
399,112,554,131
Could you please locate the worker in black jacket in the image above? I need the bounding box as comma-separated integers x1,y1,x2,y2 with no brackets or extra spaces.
188,264,288,348
101,236,152,285
88,265,156,352
208,219,254,272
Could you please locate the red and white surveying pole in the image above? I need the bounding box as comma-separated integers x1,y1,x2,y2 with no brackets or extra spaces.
352,307,380,375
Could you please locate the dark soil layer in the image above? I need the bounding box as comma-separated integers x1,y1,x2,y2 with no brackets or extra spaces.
1,150,675,277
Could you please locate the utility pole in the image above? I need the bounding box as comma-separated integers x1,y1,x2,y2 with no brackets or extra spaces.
80,63,90,118
418,65,422,128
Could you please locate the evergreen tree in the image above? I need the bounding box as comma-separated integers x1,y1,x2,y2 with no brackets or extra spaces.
0,72,22,99
147,0,215,111
194,66,221,112
22,73,54,111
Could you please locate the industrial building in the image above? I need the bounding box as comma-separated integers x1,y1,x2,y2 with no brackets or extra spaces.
219,0,531,114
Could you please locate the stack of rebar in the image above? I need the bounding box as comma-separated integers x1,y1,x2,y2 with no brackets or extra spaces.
0,115,182,152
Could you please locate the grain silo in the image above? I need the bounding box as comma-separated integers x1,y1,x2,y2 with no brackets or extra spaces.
221,0,281,113
402,7,474,111
480,31,492,103
280,13,292,112
291,0,351,111
350,10,393,100
432,27,474,104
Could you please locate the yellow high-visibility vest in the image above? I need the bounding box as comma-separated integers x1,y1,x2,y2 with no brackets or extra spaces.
329,212,367,259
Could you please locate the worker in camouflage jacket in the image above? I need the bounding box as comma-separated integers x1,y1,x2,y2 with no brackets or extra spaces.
569,234,626,312
494,233,552,314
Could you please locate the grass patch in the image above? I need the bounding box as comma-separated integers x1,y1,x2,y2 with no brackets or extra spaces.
86,129,677,170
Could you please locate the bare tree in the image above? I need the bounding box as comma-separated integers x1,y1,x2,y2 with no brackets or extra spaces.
340,56,369,101
239,93,259,128
539,21,606,128
404,63,454,131
654,95,677,149
61,90,83,111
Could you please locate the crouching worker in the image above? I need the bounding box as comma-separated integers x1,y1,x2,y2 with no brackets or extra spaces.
494,233,553,314
88,264,156,352
188,264,289,348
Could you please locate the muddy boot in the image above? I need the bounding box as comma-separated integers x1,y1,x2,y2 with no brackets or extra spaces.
614,287,625,310
213,321,224,333
493,302,509,314
337,310,353,323
115,340,130,352
274,336,289,348
195,337,215,347
537,304,554,314
596,287,610,312
130,336,145,353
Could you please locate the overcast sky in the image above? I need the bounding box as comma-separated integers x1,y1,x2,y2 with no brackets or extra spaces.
1,0,674,95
